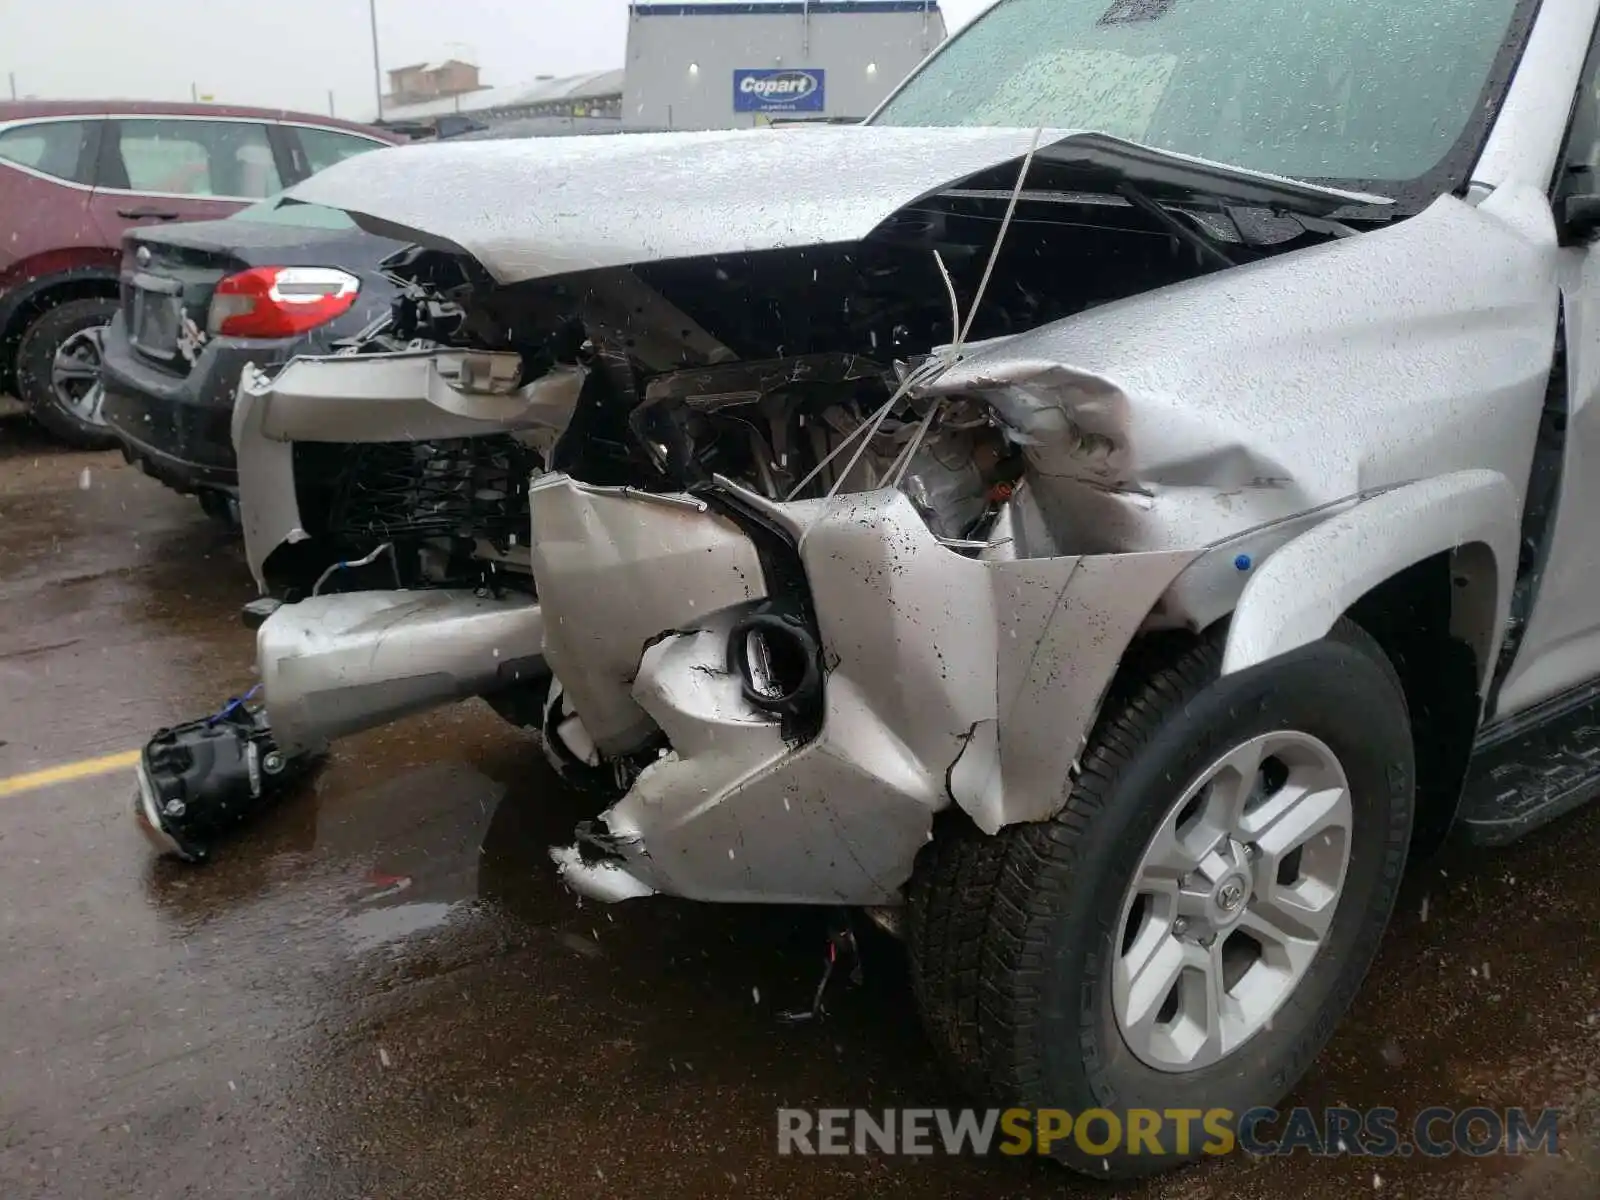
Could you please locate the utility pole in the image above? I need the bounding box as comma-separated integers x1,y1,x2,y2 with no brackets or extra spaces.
8,73,16,101
329,89,336,116
191,82,198,102
368,0,384,122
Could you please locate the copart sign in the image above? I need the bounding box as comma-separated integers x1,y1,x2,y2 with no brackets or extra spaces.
734,68,826,113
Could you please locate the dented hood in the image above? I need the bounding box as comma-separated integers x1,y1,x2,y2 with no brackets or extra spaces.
284,125,1390,285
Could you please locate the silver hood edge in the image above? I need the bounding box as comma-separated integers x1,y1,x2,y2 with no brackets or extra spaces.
285,125,1391,286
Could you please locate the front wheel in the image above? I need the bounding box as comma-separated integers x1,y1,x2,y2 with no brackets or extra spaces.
14,296,121,450
907,622,1414,1178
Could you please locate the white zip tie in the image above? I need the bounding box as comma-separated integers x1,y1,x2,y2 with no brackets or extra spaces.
932,249,962,346
956,126,1045,351
785,357,943,501
826,394,903,498
887,398,944,491
787,130,1042,507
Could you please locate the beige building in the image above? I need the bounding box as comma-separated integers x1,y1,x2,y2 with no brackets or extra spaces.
385,60,484,108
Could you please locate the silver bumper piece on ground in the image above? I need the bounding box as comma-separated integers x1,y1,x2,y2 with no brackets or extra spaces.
258,589,546,755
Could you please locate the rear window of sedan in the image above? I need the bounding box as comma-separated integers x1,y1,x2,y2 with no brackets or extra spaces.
229,196,358,230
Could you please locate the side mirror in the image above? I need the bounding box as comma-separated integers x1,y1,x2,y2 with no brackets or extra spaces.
1561,192,1600,242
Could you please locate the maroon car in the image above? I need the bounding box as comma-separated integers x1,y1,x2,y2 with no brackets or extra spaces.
0,100,398,448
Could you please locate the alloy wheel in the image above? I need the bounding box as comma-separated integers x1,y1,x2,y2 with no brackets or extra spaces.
51,324,110,427
1112,730,1354,1072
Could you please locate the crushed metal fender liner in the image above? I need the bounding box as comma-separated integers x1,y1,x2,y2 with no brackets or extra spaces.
257,589,546,755
232,350,587,589
284,126,1386,286
1221,470,1520,691
544,486,1197,904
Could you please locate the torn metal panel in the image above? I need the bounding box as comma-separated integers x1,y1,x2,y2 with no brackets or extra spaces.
797,490,1001,798
982,549,1196,832
285,126,1387,286
234,368,306,592
250,350,586,441
596,603,945,905
525,474,767,756
549,844,657,903
535,487,1197,902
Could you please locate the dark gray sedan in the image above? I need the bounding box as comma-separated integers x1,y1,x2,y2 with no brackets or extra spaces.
100,196,403,520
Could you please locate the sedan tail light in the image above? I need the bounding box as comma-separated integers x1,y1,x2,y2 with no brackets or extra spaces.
207,266,361,338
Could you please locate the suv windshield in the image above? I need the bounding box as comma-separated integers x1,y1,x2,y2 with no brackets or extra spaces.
871,0,1532,194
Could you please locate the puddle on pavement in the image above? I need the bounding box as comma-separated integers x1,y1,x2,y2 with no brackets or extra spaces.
341,900,464,953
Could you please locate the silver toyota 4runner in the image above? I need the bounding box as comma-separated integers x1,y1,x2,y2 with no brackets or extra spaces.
133,0,1600,1178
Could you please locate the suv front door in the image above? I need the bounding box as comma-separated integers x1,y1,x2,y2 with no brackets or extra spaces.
1491,18,1600,716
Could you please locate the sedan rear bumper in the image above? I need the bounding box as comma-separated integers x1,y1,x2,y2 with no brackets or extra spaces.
100,312,303,493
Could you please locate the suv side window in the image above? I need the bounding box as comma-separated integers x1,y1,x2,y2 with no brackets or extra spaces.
112,119,283,198
295,126,385,177
0,120,95,184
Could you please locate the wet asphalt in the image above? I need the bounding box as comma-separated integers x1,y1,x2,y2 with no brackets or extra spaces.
2,418,1600,1200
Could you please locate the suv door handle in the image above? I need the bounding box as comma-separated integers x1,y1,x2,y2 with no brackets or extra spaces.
116,207,180,220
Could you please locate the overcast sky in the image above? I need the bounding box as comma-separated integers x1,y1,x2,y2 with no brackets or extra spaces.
2,0,996,121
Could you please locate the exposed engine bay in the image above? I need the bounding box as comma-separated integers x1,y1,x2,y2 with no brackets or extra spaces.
260,158,1351,599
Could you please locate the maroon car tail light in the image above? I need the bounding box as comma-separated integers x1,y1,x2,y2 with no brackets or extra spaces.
207,266,361,338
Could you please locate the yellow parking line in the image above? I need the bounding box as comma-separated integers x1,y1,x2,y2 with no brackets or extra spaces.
0,749,141,797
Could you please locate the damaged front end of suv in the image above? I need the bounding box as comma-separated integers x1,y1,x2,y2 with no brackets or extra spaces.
202,124,1417,903
130,0,1595,1175
149,60,1589,1197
